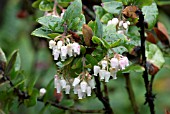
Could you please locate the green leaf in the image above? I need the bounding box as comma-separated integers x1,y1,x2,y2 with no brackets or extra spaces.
85,54,98,67
24,89,39,107
146,42,165,68
0,48,7,71
68,17,81,30
96,17,103,38
37,16,62,28
93,5,106,19
142,3,158,29
39,0,53,11
60,99,74,107
63,0,82,26
14,52,21,72
4,50,18,76
122,64,145,73
135,0,153,8
32,0,41,8
71,58,82,69
56,57,74,68
92,46,107,61
31,27,52,39
101,13,113,24
102,1,123,15
92,36,110,49
48,33,61,39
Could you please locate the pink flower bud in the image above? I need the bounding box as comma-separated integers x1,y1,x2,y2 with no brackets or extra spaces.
80,81,87,92
49,40,56,49
72,77,80,87
119,56,129,69
104,71,111,82
93,65,100,76
65,85,71,94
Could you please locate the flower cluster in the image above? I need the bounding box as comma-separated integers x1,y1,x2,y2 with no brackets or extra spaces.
107,18,130,34
54,73,96,99
93,55,129,82
49,40,80,61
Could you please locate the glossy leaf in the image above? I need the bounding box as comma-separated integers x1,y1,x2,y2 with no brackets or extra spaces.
85,54,98,67
146,42,165,68
63,0,82,26
135,0,153,8
93,5,106,19
92,36,110,49
31,27,52,39
102,1,123,15
71,58,82,69
100,13,113,24
39,0,53,11
122,64,145,73
142,3,158,29
59,99,74,107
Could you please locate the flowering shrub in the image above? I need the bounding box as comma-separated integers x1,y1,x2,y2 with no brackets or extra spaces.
1,0,169,114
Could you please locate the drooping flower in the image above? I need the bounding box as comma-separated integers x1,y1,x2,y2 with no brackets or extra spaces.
123,22,128,29
88,78,96,89
104,71,111,82
107,18,119,26
60,46,68,61
119,56,129,69
56,83,61,93
73,85,79,94
110,68,117,79
72,42,80,56
80,81,87,92
39,88,46,97
93,65,100,76
72,77,80,87
99,70,106,80
60,79,67,89
57,41,63,49
101,60,108,70
110,58,119,68
86,86,92,96
78,89,83,99
49,40,56,49
65,85,71,94
52,46,60,60
119,20,124,27
67,44,73,57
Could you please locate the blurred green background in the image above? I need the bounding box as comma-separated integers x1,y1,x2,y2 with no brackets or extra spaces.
0,0,170,114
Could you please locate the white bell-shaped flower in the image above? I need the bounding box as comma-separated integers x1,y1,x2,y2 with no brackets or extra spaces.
101,60,108,70
99,70,106,80
110,68,117,79
112,18,119,25
72,77,80,87
73,85,79,94
117,30,124,34
88,78,95,89
123,22,128,29
86,86,92,96
57,41,63,49
56,83,61,93
126,21,130,25
110,58,119,68
93,65,100,76
72,42,80,56
80,81,87,92
107,20,113,26
52,46,60,60
54,75,59,88
78,89,83,99
119,20,123,27
65,85,71,94
119,56,129,69
104,71,111,82
67,44,73,57
60,79,66,89
49,40,56,49
39,88,46,97
60,46,68,61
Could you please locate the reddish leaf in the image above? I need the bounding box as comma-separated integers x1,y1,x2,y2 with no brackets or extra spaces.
82,24,93,46
122,6,139,19
146,32,157,44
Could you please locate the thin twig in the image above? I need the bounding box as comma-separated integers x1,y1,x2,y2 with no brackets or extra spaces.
137,10,155,114
38,98,104,113
94,76,114,114
124,73,140,114
1,72,104,113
